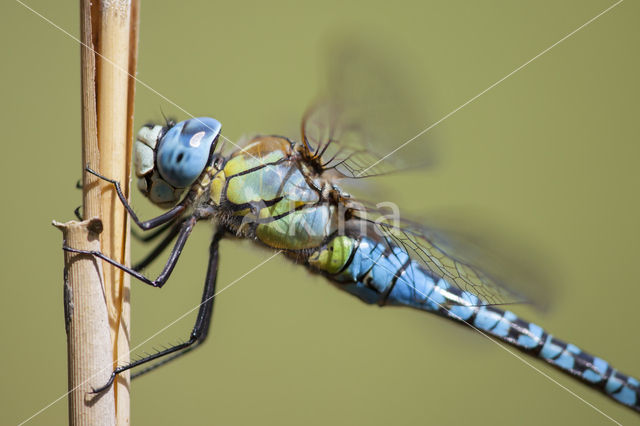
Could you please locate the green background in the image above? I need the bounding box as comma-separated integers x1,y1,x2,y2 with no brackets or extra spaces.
2,0,639,424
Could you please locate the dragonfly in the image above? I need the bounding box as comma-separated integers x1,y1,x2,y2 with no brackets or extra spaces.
65,45,639,414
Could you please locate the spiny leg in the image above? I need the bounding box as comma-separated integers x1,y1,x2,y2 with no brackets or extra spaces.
92,229,223,393
85,166,185,230
63,215,198,288
132,219,184,272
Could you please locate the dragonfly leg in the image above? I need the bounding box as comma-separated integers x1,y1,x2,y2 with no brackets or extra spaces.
73,205,179,244
131,219,180,244
85,166,185,230
63,215,198,288
92,229,223,393
75,171,181,236
132,219,184,271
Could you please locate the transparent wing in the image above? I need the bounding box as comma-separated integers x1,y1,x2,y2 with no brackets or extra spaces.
299,39,550,307
349,202,552,309
301,38,435,179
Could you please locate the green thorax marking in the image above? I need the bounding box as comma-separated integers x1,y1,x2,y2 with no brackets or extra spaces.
214,135,341,251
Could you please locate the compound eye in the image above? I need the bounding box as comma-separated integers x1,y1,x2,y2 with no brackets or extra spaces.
156,117,222,188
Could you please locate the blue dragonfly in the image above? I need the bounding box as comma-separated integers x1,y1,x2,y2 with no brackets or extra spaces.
65,43,639,414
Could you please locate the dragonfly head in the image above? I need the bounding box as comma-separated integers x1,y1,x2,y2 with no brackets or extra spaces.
134,117,222,208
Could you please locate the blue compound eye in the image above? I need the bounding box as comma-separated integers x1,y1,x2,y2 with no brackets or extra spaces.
156,117,222,188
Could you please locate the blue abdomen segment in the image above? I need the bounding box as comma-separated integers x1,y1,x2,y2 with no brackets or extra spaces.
330,236,640,412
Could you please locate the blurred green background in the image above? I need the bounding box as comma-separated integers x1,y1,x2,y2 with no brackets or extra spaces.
2,0,639,424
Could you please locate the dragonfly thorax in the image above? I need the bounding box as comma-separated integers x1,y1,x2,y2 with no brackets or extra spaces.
134,117,222,208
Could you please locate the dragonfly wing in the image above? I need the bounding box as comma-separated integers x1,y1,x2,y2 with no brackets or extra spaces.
302,39,435,179
349,203,552,309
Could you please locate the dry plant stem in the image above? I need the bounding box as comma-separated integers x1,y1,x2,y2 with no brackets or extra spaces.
95,1,136,424
77,0,139,423
67,1,118,425
80,0,100,219
54,219,116,426
115,0,139,421
72,0,138,423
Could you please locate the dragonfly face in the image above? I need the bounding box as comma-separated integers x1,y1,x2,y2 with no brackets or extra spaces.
134,117,222,208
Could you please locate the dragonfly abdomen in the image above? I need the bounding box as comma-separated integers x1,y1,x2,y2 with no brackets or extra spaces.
212,135,639,412
307,234,640,412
